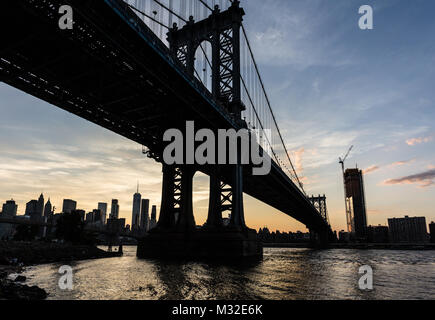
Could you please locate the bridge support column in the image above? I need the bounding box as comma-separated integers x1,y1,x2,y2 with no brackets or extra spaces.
229,164,246,230
176,166,196,231
206,167,224,228
156,164,178,229
157,164,196,231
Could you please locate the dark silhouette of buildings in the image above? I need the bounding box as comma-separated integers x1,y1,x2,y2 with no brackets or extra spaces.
258,228,310,243
110,199,119,219
98,202,108,225
131,186,141,231
430,222,435,243
25,200,38,216
2,199,17,216
149,205,157,230
388,216,428,243
344,168,368,240
367,225,389,243
62,199,77,214
140,199,150,232
36,193,44,217
44,198,52,217
107,218,126,234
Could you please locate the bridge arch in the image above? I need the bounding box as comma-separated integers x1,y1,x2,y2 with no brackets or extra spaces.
194,40,212,92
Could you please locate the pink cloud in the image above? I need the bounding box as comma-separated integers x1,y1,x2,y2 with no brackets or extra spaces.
391,159,415,167
292,148,305,172
363,165,380,175
406,136,433,146
383,169,435,188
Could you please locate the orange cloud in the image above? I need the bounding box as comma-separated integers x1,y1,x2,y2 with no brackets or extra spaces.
383,169,435,188
406,136,433,146
292,148,305,172
391,159,415,167
363,165,380,175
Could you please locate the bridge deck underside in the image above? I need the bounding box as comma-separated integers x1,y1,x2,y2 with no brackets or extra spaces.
0,0,330,234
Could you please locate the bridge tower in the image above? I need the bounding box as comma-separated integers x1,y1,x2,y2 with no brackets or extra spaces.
138,1,261,260
167,0,245,117
308,195,334,246
308,195,330,225
160,0,247,231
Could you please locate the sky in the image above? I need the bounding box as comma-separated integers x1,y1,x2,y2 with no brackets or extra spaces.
1,0,434,232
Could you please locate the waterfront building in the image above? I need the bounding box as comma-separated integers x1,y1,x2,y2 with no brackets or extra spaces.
0,199,18,240
338,230,350,243
344,168,368,240
44,198,52,217
388,216,428,243
367,225,389,243
25,199,38,216
140,199,150,232
429,222,435,244
62,199,77,214
1,199,17,216
149,205,157,230
36,193,44,217
131,185,141,231
98,202,108,224
110,199,119,219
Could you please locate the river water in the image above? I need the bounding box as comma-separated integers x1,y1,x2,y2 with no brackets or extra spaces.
21,246,435,300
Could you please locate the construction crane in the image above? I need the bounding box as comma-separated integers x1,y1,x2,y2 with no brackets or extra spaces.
339,145,353,233
339,145,353,175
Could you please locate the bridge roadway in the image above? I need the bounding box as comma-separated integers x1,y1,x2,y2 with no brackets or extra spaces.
0,0,332,237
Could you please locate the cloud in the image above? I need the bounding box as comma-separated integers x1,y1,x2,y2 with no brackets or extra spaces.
391,159,415,167
292,148,305,172
406,136,433,146
363,165,380,175
383,169,435,188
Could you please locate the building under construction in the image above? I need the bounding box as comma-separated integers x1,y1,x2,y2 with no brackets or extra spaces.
344,168,368,240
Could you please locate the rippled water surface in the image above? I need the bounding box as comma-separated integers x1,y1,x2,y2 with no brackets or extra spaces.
22,247,435,300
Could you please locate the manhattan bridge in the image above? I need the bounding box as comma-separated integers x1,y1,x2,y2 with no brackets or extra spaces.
0,0,334,259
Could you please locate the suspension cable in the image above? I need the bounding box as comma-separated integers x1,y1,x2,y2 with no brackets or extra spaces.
198,0,213,12
124,2,170,29
152,0,187,23
241,23,305,193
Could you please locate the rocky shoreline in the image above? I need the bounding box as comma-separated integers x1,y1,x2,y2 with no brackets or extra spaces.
0,241,122,300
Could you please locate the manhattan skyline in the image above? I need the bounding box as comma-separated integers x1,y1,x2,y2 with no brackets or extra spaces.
1,0,435,232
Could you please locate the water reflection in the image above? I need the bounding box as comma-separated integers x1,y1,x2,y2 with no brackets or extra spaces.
22,247,435,300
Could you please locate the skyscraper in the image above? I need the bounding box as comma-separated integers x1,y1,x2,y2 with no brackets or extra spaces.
110,199,119,219
149,205,157,230
25,200,38,216
36,193,44,217
140,199,150,231
62,199,77,214
131,185,141,231
98,202,108,224
344,168,368,239
44,198,52,217
1,199,17,216
430,222,435,244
